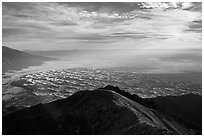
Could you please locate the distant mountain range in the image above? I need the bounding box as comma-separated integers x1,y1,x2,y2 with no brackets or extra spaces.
3,85,202,135
2,46,55,73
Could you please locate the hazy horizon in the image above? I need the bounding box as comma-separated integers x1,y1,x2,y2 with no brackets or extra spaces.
2,2,202,73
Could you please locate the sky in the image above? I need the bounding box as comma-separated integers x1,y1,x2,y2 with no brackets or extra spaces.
2,2,202,73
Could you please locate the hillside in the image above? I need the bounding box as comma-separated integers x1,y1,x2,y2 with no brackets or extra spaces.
2,46,55,73
2,85,202,135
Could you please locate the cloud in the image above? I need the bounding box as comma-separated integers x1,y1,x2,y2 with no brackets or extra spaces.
2,2,202,73
182,2,202,12
50,21,78,26
2,2,202,51
186,19,202,33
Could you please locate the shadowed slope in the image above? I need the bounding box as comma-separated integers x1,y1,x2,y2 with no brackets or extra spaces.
3,86,202,135
148,94,202,134
102,85,202,134
3,89,173,135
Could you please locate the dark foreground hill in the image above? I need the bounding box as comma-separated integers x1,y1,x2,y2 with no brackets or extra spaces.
2,85,202,135
2,46,55,73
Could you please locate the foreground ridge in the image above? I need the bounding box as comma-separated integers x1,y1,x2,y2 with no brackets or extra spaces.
3,85,202,135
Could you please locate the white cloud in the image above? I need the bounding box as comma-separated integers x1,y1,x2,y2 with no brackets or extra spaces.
2,3,201,50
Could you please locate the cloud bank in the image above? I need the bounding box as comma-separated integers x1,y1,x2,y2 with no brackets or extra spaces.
2,2,202,73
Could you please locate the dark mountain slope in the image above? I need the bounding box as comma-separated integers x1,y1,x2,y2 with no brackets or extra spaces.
2,86,202,135
3,89,173,135
102,85,202,134
147,94,202,134
2,46,55,73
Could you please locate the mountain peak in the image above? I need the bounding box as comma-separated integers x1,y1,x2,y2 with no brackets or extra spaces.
3,86,202,135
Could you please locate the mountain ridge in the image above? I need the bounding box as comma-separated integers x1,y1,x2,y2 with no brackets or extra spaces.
2,85,202,135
